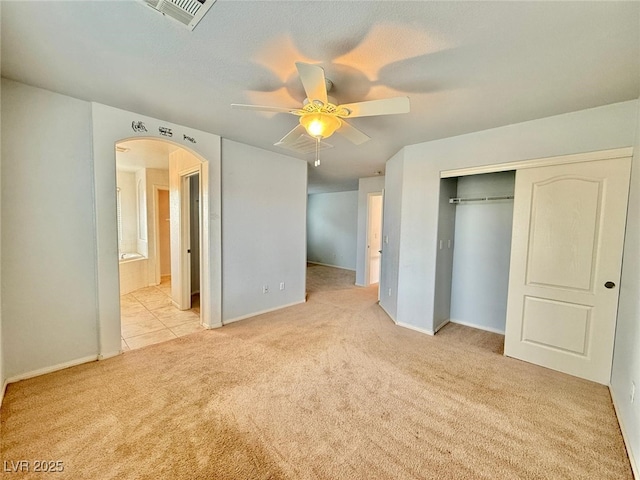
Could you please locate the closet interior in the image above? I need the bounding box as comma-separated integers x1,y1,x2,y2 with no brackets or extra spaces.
434,171,516,335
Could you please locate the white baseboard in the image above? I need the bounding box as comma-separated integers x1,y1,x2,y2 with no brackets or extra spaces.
203,322,223,329
6,355,99,384
378,303,397,323
98,350,121,361
307,261,356,272
223,299,306,325
396,321,435,336
435,319,450,333
610,385,639,479
1,378,8,408
449,319,505,335
378,304,436,337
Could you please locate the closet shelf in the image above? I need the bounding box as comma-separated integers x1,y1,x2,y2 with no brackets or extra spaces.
449,195,514,204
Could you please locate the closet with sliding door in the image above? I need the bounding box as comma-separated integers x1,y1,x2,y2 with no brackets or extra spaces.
436,171,516,335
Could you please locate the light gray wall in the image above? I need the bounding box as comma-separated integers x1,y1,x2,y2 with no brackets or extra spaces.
1,79,98,378
611,99,640,476
221,139,307,322
355,176,385,285
387,100,638,334
307,190,358,271
379,149,404,321
433,177,457,330
450,172,515,333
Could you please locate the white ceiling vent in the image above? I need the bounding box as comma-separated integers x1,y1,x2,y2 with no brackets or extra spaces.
275,135,334,155
142,0,216,31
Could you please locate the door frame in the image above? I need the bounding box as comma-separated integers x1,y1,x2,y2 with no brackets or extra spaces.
441,147,632,178
176,167,201,311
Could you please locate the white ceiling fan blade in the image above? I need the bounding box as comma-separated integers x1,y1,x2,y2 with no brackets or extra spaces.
274,124,307,146
231,103,298,114
295,62,328,104
338,97,410,118
337,120,371,145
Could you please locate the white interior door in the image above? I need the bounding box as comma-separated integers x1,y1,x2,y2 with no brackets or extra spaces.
367,194,383,285
180,174,192,309
189,174,200,296
504,157,631,384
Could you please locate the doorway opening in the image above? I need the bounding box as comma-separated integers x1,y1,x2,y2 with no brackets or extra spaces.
364,192,384,294
115,138,203,351
180,171,200,311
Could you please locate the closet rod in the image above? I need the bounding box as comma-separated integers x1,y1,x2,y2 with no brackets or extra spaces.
449,195,514,204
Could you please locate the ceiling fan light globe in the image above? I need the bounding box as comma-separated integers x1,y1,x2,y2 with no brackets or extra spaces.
300,113,341,139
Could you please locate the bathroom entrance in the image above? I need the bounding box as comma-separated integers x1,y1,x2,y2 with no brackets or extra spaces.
92,104,222,360
115,138,204,351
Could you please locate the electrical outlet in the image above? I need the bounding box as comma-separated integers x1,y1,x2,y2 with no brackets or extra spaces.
384,235,389,244
262,285,269,294
280,282,285,291
439,240,443,250
631,382,636,403
388,288,392,297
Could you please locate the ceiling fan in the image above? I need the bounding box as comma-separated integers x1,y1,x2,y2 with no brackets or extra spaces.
231,62,410,165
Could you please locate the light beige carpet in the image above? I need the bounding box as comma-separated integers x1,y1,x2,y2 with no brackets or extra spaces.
0,264,632,479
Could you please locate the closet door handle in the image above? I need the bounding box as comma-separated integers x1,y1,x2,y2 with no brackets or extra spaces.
604,281,615,289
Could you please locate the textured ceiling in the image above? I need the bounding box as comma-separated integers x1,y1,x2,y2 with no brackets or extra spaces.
2,1,639,192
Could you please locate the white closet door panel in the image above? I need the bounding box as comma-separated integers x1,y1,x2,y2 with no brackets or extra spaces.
505,157,631,384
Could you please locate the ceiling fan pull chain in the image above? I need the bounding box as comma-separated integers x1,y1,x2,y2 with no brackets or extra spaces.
314,137,321,167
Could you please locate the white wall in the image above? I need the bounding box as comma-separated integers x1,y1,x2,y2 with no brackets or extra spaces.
355,176,385,285
158,190,171,276
1,79,98,379
135,169,148,257
221,139,307,322
379,149,404,321
610,100,640,478
387,100,638,334
307,191,358,271
144,168,169,286
116,170,138,253
450,172,515,334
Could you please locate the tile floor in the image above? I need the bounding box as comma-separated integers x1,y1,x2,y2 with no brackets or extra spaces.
121,276,203,351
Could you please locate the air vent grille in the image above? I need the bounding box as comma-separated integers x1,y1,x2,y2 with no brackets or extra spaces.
275,135,334,154
142,0,215,30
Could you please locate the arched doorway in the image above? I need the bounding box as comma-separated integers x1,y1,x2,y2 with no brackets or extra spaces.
115,138,206,350
92,103,221,359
